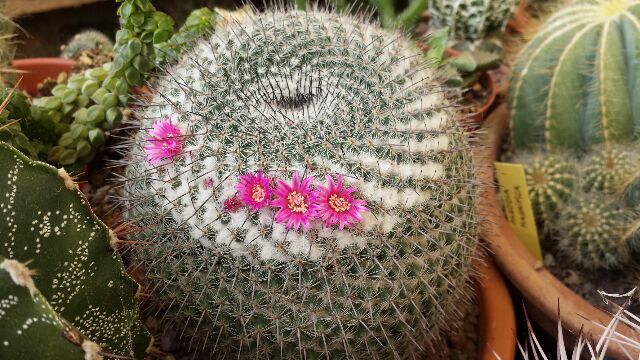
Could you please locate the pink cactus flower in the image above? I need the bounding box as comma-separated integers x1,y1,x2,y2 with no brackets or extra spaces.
271,171,319,231
316,174,367,229
235,171,271,211
144,116,183,164
223,196,243,213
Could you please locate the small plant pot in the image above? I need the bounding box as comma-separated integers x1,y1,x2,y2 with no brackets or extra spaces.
11,58,75,95
477,256,516,360
477,104,639,358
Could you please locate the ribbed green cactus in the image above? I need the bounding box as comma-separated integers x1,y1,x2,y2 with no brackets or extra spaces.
428,0,518,41
556,195,632,269
583,147,636,194
0,142,149,358
60,30,114,60
509,0,640,154
120,7,478,358
516,152,575,223
0,256,104,359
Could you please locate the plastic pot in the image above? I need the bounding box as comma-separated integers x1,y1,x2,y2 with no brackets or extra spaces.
11,58,75,95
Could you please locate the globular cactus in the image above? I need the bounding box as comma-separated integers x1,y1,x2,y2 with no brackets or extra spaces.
509,0,640,154
0,142,149,358
120,7,479,359
582,147,636,194
556,195,632,269
624,173,640,210
515,152,575,223
60,30,114,60
0,257,104,359
428,0,518,41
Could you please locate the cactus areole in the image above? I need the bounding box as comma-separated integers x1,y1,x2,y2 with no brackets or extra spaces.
121,8,479,358
509,0,640,154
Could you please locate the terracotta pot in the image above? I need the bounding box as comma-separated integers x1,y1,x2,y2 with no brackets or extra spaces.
477,256,516,360
11,58,75,96
477,104,639,358
507,0,532,33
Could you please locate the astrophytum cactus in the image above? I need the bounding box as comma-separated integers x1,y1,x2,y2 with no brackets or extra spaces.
120,7,479,359
428,0,518,41
0,142,149,358
0,257,104,359
509,0,640,154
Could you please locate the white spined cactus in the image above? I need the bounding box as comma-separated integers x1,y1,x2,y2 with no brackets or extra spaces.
428,0,518,41
119,7,479,358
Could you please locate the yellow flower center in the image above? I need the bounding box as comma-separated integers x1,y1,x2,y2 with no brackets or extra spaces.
329,194,351,213
251,184,266,202
287,191,308,213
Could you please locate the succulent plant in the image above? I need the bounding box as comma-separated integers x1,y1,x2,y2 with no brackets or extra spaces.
40,63,127,165
157,7,216,63
582,147,636,194
367,0,429,30
60,29,114,60
0,256,104,359
509,0,640,154
0,142,149,358
515,152,575,223
428,0,518,42
556,194,632,269
624,173,640,210
119,7,479,359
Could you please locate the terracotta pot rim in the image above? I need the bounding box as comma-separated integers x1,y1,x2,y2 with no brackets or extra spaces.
11,57,75,96
478,104,639,358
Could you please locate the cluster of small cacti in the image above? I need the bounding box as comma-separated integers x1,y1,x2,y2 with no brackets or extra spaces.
509,0,640,155
119,7,479,358
428,0,519,41
516,147,640,269
0,142,149,359
60,29,114,60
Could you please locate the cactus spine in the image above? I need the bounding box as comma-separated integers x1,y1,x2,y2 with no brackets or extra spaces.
428,0,518,41
509,0,640,154
120,7,479,358
0,142,149,358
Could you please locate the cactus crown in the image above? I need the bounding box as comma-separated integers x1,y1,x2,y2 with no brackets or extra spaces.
120,7,479,358
428,0,518,41
509,0,640,154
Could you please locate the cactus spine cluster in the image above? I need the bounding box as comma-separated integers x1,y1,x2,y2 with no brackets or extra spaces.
0,142,149,358
516,153,574,223
509,0,640,154
120,7,479,358
60,30,114,60
428,0,518,41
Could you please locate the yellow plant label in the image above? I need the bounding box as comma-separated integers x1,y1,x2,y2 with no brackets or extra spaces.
494,162,543,262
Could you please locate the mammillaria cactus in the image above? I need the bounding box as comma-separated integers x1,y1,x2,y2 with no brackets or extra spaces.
120,7,479,358
0,142,149,358
428,0,518,41
61,30,114,60
0,257,104,359
509,0,640,154
556,195,632,269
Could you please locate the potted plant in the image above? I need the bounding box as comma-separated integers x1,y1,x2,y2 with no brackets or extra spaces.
0,1,515,359
480,0,640,357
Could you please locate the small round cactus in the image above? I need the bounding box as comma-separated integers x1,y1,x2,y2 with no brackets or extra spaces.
516,152,575,223
582,148,636,194
428,0,518,41
60,30,114,60
556,195,632,269
120,7,479,358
